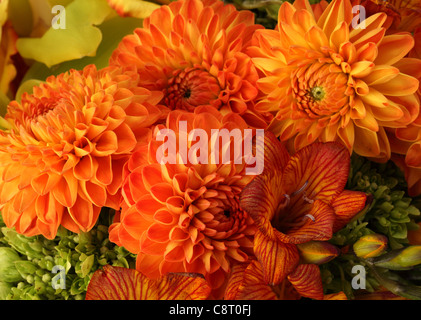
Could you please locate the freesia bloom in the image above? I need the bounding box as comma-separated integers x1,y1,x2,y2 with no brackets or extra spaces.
225,260,346,300
240,131,367,286
0,64,163,239
249,0,420,160
109,109,257,290
110,0,270,128
86,265,211,300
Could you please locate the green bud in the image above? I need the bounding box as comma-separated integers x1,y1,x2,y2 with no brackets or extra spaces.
0,281,12,300
353,234,388,259
0,247,23,283
297,241,340,265
14,261,38,279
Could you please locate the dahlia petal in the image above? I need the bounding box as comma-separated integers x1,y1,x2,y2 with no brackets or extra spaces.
317,0,353,38
354,106,379,132
329,21,349,50
353,125,381,157
287,264,324,300
31,172,61,196
375,33,415,66
372,73,419,96
80,181,107,207
67,195,101,232
407,142,421,167
253,229,300,286
337,122,354,152
73,155,94,181
332,190,367,232
282,142,350,202
51,173,77,207
363,65,400,86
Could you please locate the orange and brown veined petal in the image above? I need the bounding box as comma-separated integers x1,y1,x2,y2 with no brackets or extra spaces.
0,64,164,239
86,265,211,300
109,0,271,129
225,260,324,300
109,109,259,291
240,131,366,286
249,0,420,161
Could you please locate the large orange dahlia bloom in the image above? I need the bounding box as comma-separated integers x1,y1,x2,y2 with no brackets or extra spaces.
0,64,163,239
109,109,257,289
249,0,420,159
109,0,269,128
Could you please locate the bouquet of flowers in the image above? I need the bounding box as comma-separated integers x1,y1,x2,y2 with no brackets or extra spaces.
0,0,421,301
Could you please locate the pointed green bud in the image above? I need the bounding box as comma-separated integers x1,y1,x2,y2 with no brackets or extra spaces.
0,247,23,283
353,234,388,259
392,246,421,268
297,241,340,265
14,261,38,279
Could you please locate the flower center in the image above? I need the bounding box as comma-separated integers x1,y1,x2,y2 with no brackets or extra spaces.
164,68,221,112
272,181,316,233
310,86,325,101
290,63,350,119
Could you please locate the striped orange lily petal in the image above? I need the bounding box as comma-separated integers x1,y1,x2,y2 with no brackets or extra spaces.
331,190,367,232
282,141,351,203
253,229,300,286
324,292,348,300
86,265,211,300
225,261,278,300
287,264,324,300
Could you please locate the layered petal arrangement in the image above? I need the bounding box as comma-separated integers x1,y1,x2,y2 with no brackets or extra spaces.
0,64,163,239
109,109,258,290
109,0,270,128
249,0,420,160
240,131,367,289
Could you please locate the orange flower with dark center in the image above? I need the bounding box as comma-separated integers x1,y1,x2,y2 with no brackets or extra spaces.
0,64,163,239
108,109,257,290
249,0,420,160
110,0,270,128
240,131,367,286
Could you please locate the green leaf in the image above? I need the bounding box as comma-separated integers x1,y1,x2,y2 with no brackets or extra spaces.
16,0,113,67
21,16,142,82
80,255,95,278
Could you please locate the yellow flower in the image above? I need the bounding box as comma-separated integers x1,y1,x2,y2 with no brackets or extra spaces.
249,0,420,160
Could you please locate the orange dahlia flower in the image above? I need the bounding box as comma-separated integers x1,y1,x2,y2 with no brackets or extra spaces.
0,64,163,239
86,265,211,300
249,0,420,160
108,109,258,290
109,0,270,128
239,131,367,286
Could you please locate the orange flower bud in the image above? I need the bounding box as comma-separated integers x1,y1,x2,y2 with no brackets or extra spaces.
353,234,388,259
297,241,340,265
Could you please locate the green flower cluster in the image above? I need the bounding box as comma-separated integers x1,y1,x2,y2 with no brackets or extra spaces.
321,155,421,299
0,210,136,300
